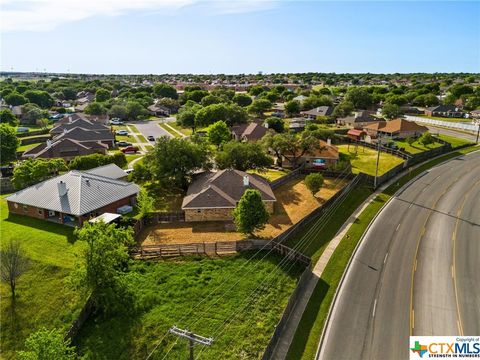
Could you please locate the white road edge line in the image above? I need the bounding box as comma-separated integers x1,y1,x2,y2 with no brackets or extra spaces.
384,252,389,264
372,299,377,318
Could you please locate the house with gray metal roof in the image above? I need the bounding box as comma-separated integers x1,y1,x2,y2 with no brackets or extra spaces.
182,169,276,222
85,163,127,180
6,170,139,226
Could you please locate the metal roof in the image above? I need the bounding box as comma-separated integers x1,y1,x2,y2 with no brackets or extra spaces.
85,163,127,180
6,171,139,216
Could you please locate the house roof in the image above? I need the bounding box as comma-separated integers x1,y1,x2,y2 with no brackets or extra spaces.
337,110,377,124
301,106,333,117
364,119,428,134
52,127,114,143
50,118,110,134
231,122,268,141
6,171,139,216
347,129,366,136
427,104,462,112
85,163,126,180
182,169,276,209
22,138,107,159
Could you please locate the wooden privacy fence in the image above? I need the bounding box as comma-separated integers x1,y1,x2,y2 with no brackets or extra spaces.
133,239,311,265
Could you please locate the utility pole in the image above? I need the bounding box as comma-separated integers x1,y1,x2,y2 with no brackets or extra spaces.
476,120,480,144
169,326,213,360
374,136,382,189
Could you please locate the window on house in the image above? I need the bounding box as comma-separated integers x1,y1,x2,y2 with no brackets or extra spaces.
38,209,43,215
23,205,28,213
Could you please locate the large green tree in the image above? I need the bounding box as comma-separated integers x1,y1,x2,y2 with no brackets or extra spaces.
85,102,107,115
12,158,67,189
345,88,373,109
304,173,324,196
95,88,111,102
284,100,301,116
0,124,20,165
0,109,19,126
232,93,253,107
24,90,54,109
381,103,402,120
195,103,247,127
153,83,178,99
4,92,28,106
216,141,273,171
145,137,210,188
248,99,272,117
207,120,231,148
22,103,46,125
233,189,270,236
74,221,134,314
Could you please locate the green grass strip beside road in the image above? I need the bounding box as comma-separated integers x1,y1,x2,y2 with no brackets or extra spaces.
158,123,182,138
287,144,479,360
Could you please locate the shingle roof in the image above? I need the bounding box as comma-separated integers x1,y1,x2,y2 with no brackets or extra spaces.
22,138,107,158
50,119,110,134
182,169,276,209
6,171,139,216
301,106,333,117
52,127,114,142
364,119,428,133
231,122,268,141
85,163,126,180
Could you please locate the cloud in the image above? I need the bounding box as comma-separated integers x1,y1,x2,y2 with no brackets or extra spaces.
0,0,278,32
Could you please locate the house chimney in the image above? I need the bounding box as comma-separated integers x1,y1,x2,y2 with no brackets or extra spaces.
327,138,332,146
57,181,68,196
243,175,250,187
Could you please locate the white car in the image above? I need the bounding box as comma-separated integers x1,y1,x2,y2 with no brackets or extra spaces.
115,130,129,136
110,119,123,125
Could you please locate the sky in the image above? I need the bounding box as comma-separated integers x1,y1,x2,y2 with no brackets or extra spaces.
1,0,479,74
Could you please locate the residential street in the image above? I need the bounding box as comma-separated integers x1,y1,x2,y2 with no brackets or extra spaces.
318,150,480,360
427,125,478,142
130,119,173,140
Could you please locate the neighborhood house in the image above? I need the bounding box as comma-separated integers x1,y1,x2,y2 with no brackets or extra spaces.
282,139,339,169
182,169,276,222
363,118,428,139
6,169,139,226
231,122,268,141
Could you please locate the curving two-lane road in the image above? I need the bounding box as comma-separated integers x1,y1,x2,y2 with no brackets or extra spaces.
318,150,480,360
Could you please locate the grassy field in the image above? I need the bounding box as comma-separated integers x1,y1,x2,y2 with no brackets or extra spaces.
436,134,474,149
337,144,404,176
394,138,442,154
0,197,86,359
76,253,303,359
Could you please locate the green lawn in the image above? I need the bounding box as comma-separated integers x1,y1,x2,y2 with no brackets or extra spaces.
125,154,143,167
128,125,148,143
436,134,474,149
248,168,290,182
17,142,42,152
0,197,87,359
337,144,404,176
76,253,303,359
158,123,182,138
394,139,442,154
168,122,194,136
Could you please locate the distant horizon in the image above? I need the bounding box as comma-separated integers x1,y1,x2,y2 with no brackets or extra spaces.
1,1,479,74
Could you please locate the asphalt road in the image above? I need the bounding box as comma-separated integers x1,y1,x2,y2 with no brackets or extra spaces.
130,120,173,140
318,150,480,360
427,125,478,142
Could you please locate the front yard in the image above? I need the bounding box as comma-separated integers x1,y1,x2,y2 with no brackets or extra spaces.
337,144,404,176
76,253,303,359
0,197,86,359
139,176,348,245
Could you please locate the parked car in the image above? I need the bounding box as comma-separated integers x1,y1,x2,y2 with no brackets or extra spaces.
121,146,139,153
124,168,134,175
116,130,129,136
110,118,123,125
116,141,132,147
16,127,30,133
147,135,155,141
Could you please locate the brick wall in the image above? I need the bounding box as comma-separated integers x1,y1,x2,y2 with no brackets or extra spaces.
185,201,274,222
8,201,47,220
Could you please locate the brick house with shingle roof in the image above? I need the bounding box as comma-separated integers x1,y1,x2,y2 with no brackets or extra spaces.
182,169,276,221
231,122,268,141
363,119,428,139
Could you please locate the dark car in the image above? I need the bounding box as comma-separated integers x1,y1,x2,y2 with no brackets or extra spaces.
121,146,139,154
116,141,132,147
147,135,155,141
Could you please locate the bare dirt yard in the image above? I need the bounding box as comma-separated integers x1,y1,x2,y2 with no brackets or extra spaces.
139,176,349,245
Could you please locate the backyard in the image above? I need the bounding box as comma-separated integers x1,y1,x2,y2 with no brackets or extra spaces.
337,144,404,176
0,197,86,359
139,176,348,245
76,253,303,359
393,138,442,154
